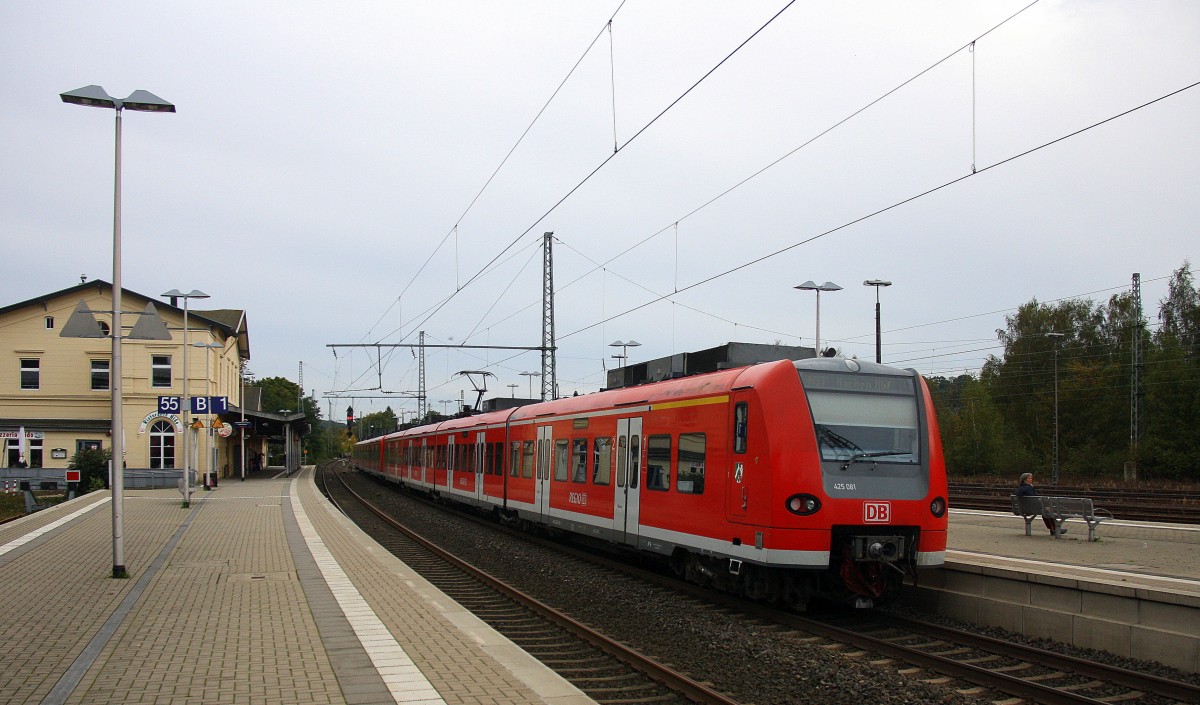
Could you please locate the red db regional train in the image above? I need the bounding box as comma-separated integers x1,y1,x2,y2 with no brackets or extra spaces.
353,357,948,609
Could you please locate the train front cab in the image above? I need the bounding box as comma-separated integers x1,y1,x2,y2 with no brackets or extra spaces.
776,358,947,606
670,358,947,608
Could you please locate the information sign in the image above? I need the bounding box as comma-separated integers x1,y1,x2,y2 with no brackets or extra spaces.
158,396,181,413
190,396,228,414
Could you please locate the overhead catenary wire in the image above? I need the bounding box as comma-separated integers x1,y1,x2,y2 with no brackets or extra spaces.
557,80,1200,342
381,1,799,346
350,1,1039,381
446,0,1046,352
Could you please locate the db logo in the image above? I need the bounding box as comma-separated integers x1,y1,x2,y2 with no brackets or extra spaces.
864,502,891,523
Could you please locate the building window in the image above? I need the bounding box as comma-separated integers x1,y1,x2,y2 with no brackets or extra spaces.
99,321,110,336
77,440,102,452
151,355,172,387
149,420,176,469
5,437,42,468
20,359,40,390
45,316,55,329
92,359,110,391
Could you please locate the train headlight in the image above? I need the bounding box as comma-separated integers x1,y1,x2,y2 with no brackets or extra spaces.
930,496,947,518
785,493,821,516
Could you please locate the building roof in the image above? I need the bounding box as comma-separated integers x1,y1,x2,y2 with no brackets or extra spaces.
0,279,250,360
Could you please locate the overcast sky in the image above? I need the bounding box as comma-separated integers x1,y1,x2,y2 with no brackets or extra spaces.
3,1,1197,419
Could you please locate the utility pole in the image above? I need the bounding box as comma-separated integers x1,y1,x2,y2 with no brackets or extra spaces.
1129,272,1143,482
418,331,427,419
541,232,557,401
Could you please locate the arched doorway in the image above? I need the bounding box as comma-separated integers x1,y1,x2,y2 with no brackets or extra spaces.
149,420,176,469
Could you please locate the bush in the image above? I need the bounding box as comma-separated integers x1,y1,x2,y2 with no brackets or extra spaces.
69,447,111,494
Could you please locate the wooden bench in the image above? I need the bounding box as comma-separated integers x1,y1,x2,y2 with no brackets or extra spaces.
1010,494,1113,541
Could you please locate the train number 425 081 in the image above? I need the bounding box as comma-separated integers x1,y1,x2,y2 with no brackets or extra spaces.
833,482,857,491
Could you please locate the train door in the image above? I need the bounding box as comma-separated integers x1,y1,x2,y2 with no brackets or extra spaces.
446,434,456,493
475,431,486,503
613,417,642,545
420,437,429,487
727,393,751,519
536,425,552,519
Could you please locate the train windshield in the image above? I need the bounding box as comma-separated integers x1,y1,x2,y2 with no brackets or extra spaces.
798,370,920,465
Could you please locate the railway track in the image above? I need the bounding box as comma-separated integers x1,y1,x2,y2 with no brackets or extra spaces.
325,464,1200,705
319,462,740,705
949,483,1200,524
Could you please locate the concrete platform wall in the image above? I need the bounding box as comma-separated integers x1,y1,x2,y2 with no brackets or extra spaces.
905,561,1200,673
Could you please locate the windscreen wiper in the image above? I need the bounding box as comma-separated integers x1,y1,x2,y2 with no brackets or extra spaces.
840,450,909,471
815,424,861,452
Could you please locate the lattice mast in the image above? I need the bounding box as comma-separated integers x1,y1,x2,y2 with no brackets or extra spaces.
541,232,557,401
1130,273,1144,476
418,330,427,419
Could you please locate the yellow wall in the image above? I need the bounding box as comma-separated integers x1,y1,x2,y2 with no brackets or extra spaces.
1,284,246,473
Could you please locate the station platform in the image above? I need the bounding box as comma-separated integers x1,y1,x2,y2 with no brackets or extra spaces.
0,467,595,705
945,507,1200,592
927,508,1200,672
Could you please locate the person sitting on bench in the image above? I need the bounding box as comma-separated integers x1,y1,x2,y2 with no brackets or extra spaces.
1016,472,1062,535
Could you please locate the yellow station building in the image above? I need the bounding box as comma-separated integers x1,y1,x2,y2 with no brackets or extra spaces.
1,279,300,485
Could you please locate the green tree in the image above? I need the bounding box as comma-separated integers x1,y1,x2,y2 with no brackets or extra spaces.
355,407,398,439
256,376,329,461
68,447,111,493
1141,262,1200,480
928,374,1028,476
980,297,1131,481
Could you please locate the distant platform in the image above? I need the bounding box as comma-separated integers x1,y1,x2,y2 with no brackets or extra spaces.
0,468,596,705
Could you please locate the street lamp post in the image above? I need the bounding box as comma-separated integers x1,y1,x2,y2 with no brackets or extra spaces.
194,342,223,489
507,384,518,398
519,371,541,398
240,363,250,481
863,280,892,364
608,340,641,366
279,409,292,476
62,85,175,579
162,289,208,506
794,281,842,356
1047,332,1065,486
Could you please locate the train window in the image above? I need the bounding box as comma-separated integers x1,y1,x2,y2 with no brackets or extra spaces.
616,435,627,487
554,440,569,481
676,433,706,494
510,442,521,477
492,442,503,475
629,434,640,489
734,403,748,454
807,389,919,464
522,440,535,478
572,439,588,483
593,437,612,485
647,435,671,491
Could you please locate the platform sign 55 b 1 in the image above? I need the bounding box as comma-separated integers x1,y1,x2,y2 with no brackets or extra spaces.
158,396,228,414
864,502,891,523
191,396,228,414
